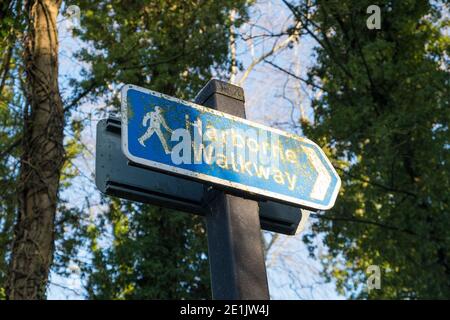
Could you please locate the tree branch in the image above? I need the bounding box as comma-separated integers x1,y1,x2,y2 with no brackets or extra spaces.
264,60,327,92
0,136,22,160
237,20,302,86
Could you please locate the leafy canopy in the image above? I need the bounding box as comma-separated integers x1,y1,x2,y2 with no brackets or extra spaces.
65,0,251,299
297,0,449,299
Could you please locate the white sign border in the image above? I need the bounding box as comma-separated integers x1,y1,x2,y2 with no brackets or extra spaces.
121,84,341,210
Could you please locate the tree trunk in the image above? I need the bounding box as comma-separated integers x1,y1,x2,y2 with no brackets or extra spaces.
6,0,64,299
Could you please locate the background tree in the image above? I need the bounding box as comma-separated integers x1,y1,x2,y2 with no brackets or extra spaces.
3,0,448,300
0,0,72,300
283,0,449,298
0,0,251,299
61,0,251,299
0,0,25,299
1,0,67,300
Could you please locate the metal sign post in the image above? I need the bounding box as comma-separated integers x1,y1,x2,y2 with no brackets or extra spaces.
194,80,270,300
96,79,342,300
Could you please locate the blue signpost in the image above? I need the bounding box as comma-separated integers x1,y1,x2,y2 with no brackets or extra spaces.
121,84,340,211
107,80,342,299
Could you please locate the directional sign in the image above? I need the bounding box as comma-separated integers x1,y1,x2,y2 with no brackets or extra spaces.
121,84,341,210
95,117,303,235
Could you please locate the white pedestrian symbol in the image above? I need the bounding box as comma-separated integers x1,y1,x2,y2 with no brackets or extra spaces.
139,106,173,154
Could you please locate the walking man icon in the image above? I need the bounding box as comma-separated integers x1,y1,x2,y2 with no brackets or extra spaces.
139,106,173,154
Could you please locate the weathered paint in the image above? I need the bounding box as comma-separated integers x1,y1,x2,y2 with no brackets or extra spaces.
121,84,341,210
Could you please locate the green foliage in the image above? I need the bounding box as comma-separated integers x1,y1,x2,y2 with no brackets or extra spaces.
0,0,24,297
0,0,250,299
61,0,251,299
84,199,210,299
297,0,449,298
0,94,19,297
72,0,250,104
